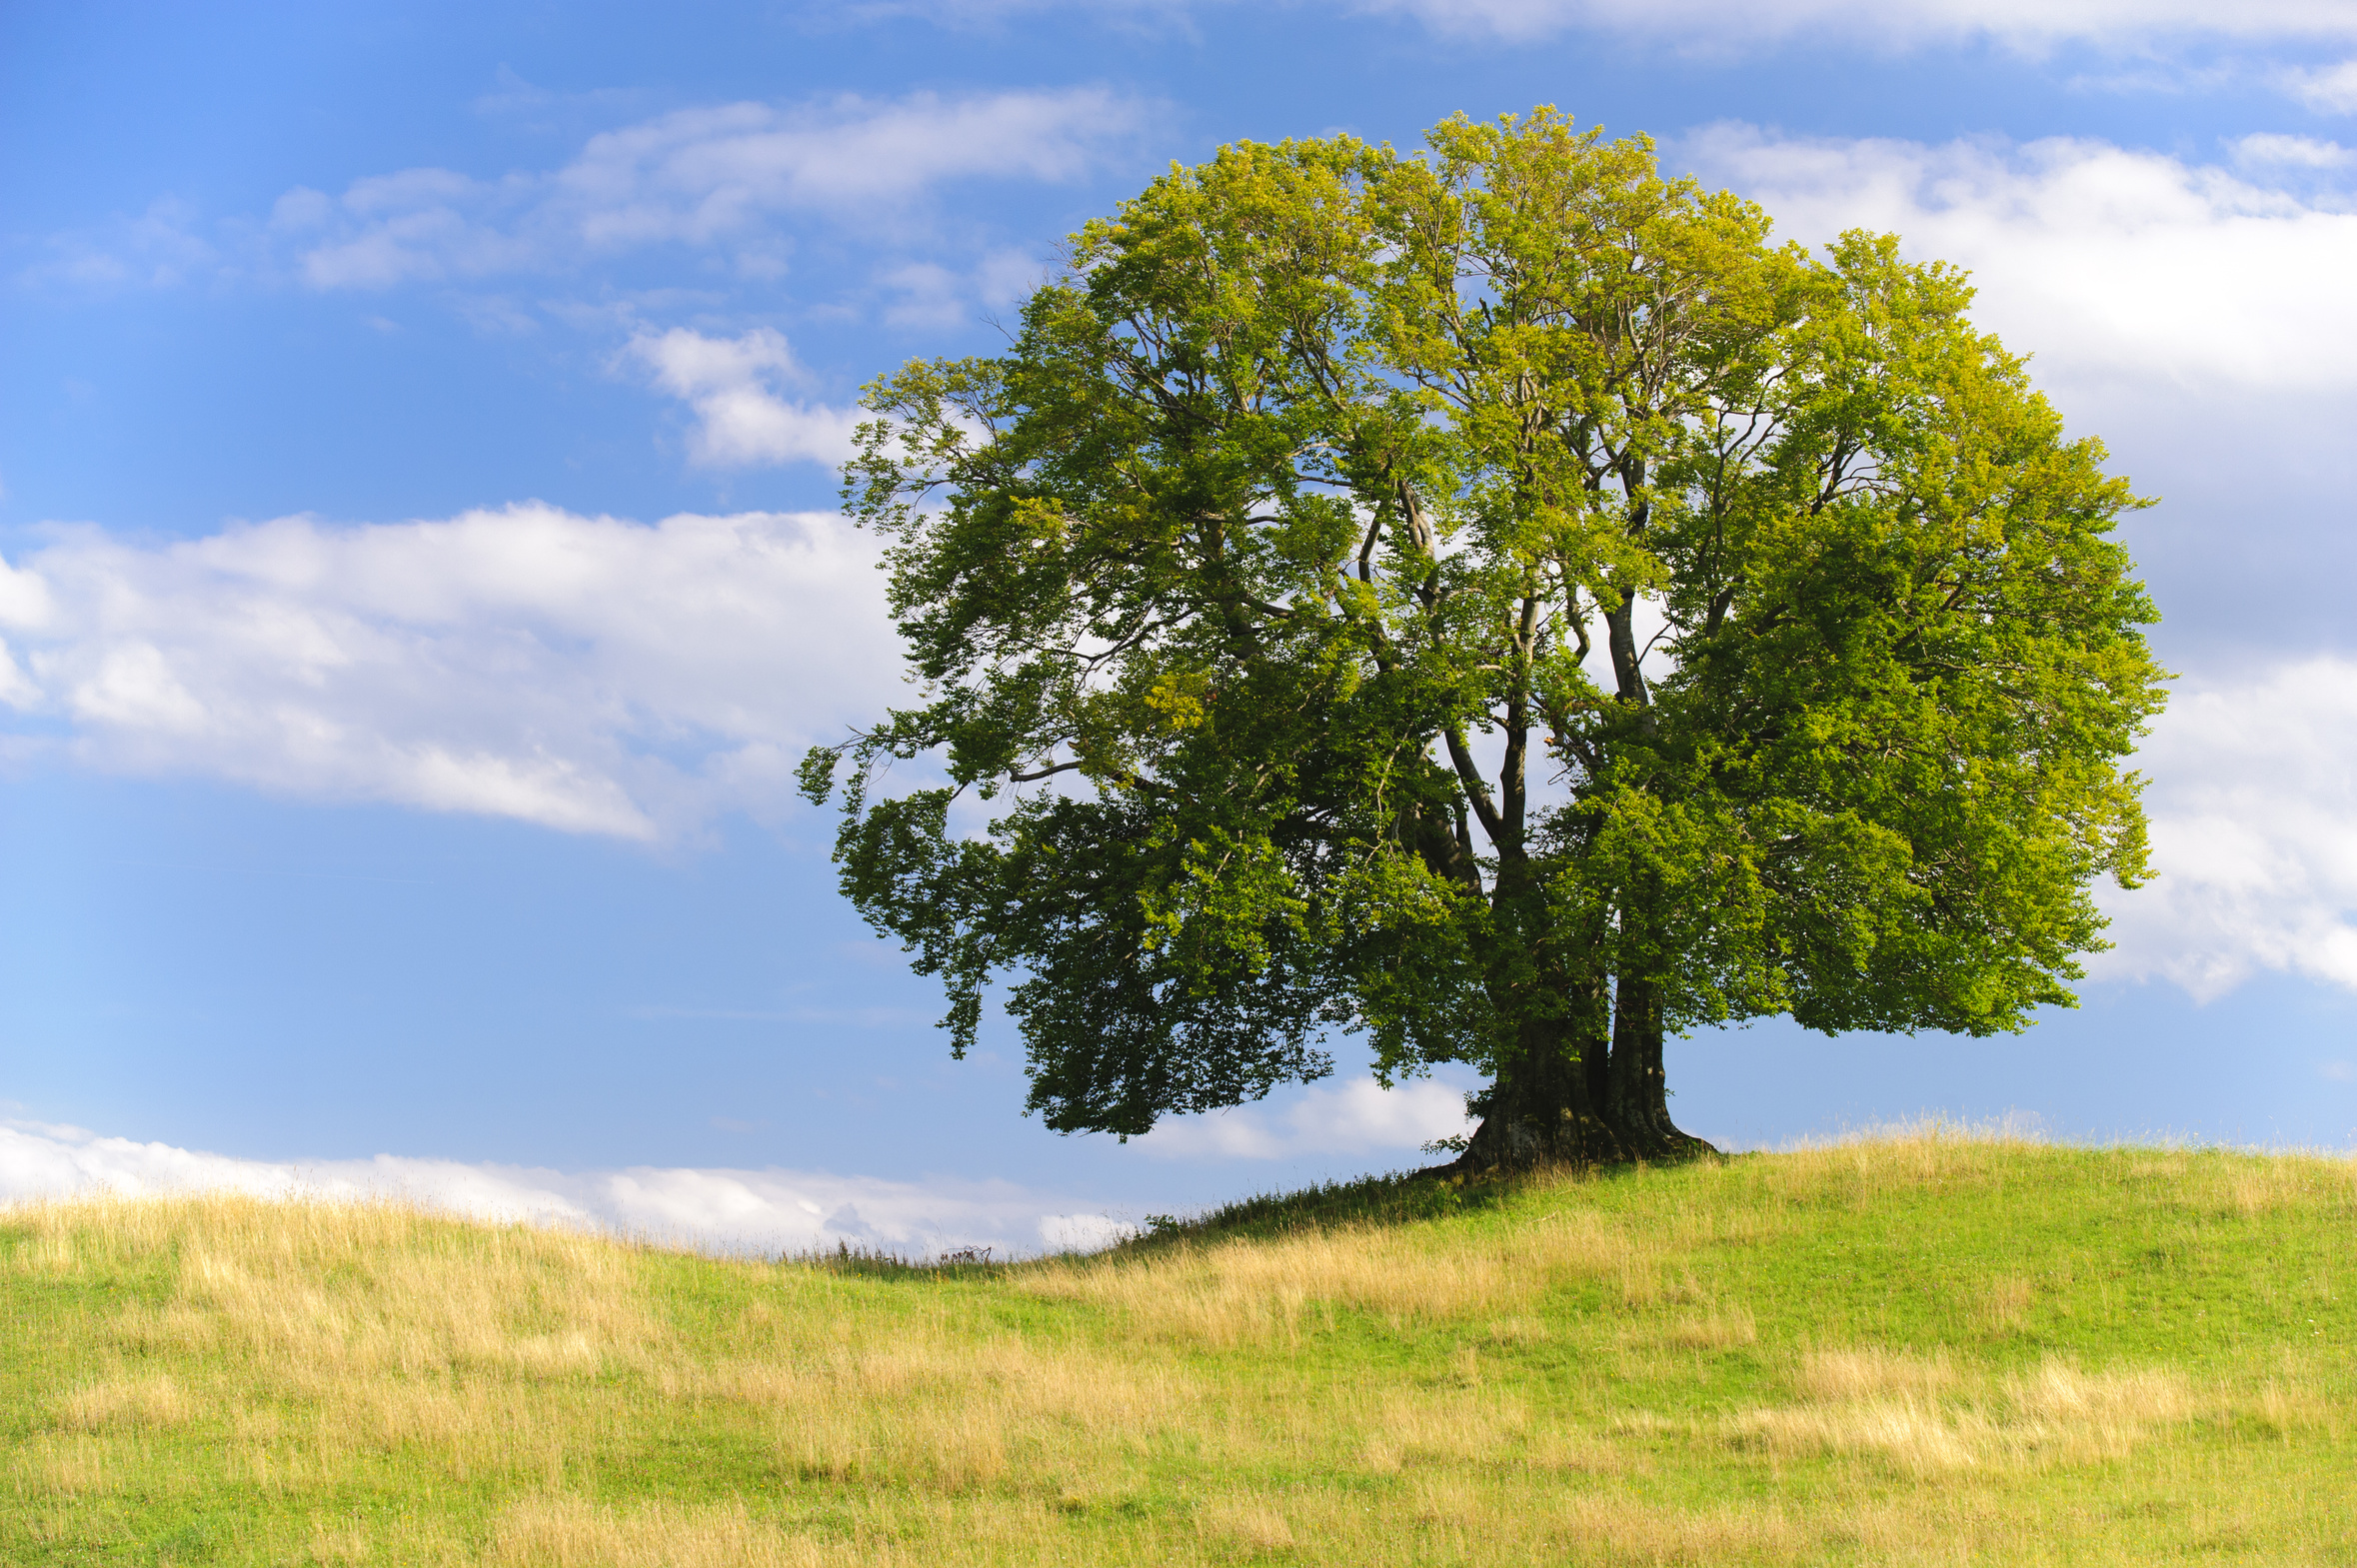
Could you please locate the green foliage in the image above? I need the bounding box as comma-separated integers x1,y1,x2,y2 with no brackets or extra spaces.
807,107,2165,1137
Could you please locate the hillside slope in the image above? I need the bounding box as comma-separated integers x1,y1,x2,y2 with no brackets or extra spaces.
6,1131,2354,1565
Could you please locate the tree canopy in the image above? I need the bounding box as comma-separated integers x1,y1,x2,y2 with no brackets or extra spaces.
800,108,2165,1166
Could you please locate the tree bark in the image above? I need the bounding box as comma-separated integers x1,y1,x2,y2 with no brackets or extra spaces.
1600,973,1716,1161
1454,1009,1629,1171
1455,975,1715,1172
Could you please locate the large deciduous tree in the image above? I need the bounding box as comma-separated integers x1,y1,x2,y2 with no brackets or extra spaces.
800,109,2165,1168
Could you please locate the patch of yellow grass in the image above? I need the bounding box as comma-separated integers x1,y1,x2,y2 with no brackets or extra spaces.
1555,1493,1803,1567
1362,1390,1528,1471
1979,1273,2036,1333
2007,1357,2192,1463
308,1514,374,1564
2219,1161,2357,1217
2243,1377,2335,1438
1655,1304,1757,1350
1734,1392,1984,1475
1732,1346,2190,1476
1020,1206,1641,1345
701,1330,1194,1491
13,1434,118,1498
1194,1497,1297,1552
54,1371,193,1430
1795,1345,1958,1403
493,1497,852,1568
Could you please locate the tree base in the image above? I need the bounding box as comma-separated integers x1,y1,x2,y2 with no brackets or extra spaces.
1451,1107,1716,1173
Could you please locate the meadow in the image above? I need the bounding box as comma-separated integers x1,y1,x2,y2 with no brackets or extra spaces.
5,1127,2354,1565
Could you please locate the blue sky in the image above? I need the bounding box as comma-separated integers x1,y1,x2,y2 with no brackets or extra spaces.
6,0,2357,1253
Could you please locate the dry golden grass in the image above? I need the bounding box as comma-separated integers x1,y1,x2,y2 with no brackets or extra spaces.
1193,1498,1296,1553
1655,1303,1757,1350
13,1434,117,1499
1796,1345,1959,1403
1732,1346,2193,1476
493,1498,853,1568
1018,1201,1641,1345
54,1371,193,1430
1361,1389,1528,1471
700,1326,1197,1491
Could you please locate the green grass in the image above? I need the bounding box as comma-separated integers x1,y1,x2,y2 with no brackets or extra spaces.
6,1126,2355,1565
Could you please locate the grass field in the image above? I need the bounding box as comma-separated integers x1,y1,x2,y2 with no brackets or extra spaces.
6,1126,2355,1565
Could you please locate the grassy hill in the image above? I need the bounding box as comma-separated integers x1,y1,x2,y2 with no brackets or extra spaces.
6,1129,2354,1566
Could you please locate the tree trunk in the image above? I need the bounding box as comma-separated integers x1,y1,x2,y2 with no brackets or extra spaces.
1453,1002,1629,1172
1455,976,1715,1172
1600,973,1716,1161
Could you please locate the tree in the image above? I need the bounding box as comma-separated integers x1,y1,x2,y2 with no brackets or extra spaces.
800,109,2165,1168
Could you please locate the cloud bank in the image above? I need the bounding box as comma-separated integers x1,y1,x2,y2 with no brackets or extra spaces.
0,1073,1471,1252
1137,1073,1474,1159
0,505,900,840
1683,126,2357,395
0,1119,1125,1257
2096,658,2357,1001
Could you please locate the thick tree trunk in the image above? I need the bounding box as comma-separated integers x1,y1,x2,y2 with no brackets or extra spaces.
1599,974,1716,1161
1455,975,1715,1172
1454,1011,1628,1171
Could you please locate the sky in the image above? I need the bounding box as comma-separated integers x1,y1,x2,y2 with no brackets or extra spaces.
5,0,2357,1256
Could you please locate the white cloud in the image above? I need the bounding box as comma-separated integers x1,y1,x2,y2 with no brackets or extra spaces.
2284,57,2357,112
2232,133,2357,169
1683,125,2357,394
1136,1074,1472,1160
626,328,864,468
1348,0,2357,45
286,88,1154,290
0,505,901,840
0,1119,1128,1258
2096,657,2357,1001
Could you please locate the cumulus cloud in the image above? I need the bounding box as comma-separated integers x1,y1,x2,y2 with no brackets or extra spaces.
0,505,900,840
283,88,1153,290
1683,125,2357,394
2096,657,2357,1001
1136,1074,1472,1160
0,1119,1128,1257
626,328,864,468
1346,0,2357,45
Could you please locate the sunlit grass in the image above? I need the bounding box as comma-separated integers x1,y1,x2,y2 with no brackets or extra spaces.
7,1126,2356,1563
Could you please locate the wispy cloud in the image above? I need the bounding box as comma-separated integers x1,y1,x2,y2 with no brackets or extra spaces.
27,88,1154,298
18,198,223,290
1346,0,2357,47
867,0,2357,48
0,505,900,840
0,1119,1127,1257
279,88,1155,291
2283,57,2357,112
